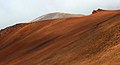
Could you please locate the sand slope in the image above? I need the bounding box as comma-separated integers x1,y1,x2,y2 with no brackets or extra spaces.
0,10,120,65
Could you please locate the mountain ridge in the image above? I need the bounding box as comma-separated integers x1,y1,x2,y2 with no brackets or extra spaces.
31,12,85,22
0,10,120,65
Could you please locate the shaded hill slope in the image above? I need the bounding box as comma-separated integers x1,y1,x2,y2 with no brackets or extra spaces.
0,10,120,65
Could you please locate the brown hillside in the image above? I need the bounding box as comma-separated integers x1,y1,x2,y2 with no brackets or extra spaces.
0,10,120,65
0,23,28,41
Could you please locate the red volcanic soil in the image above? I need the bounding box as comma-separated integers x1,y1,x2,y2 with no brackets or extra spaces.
0,10,120,65
0,23,29,40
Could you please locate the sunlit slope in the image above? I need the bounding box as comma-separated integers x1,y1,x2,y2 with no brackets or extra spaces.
0,10,120,65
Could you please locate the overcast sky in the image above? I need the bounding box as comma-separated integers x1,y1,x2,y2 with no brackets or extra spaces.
0,0,120,29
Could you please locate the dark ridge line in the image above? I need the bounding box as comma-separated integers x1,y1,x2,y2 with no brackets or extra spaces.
26,35,61,54
92,9,106,14
18,36,61,64
0,36,60,64
0,36,20,50
4,35,61,64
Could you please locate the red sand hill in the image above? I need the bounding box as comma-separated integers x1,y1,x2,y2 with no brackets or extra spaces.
0,10,120,65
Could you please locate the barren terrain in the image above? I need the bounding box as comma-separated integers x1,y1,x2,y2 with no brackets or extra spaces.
0,10,120,65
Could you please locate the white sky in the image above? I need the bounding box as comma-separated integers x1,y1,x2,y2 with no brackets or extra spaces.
0,0,120,29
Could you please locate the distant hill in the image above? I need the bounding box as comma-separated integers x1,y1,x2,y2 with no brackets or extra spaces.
31,12,84,22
